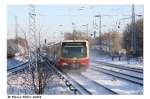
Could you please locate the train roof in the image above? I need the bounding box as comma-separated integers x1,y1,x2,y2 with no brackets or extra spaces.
62,40,88,43
47,40,88,47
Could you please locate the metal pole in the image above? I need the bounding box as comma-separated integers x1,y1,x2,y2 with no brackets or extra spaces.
131,4,136,54
38,16,41,50
72,22,76,40
15,16,19,52
28,5,38,93
15,16,18,40
39,31,41,50
99,15,101,48
87,24,88,38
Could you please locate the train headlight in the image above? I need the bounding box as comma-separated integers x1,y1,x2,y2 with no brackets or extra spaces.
62,62,68,66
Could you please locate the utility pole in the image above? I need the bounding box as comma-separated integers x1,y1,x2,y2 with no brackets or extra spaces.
94,15,102,49
59,24,64,41
98,15,102,46
38,15,41,50
28,5,38,93
15,16,18,40
39,31,41,50
93,19,96,38
131,4,136,55
86,24,89,38
29,5,37,52
72,22,76,40
15,16,19,52
82,24,89,38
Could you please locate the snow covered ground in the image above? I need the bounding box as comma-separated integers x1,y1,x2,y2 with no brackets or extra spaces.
7,49,143,95
81,69,143,94
8,73,73,95
90,62,143,79
7,71,34,95
44,75,74,94
7,64,74,95
7,56,28,70
90,50,143,69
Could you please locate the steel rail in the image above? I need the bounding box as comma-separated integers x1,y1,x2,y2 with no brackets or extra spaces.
7,62,28,71
91,67,143,86
93,65,143,80
92,60,143,73
80,74,118,94
42,56,91,95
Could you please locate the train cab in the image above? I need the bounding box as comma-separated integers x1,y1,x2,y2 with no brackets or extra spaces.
58,40,89,70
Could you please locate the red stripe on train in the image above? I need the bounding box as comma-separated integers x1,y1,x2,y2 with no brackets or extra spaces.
59,58,89,66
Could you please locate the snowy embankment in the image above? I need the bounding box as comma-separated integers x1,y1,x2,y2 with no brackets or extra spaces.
7,56,28,70
7,73,73,95
7,60,73,95
90,50,143,69
7,44,28,69
82,69,143,94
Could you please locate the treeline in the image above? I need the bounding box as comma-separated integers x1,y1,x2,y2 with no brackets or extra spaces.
62,18,143,57
7,37,28,58
95,18,143,57
99,31,123,53
123,18,143,56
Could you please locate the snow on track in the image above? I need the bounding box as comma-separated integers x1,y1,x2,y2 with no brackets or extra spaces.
82,69,143,94
67,72,117,95
90,62,143,79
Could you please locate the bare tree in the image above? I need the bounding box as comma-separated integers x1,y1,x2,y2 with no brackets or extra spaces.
64,31,88,40
98,31,123,53
111,31,123,53
123,18,143,56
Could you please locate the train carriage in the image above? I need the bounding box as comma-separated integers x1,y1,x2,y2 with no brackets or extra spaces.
59,40,89,70
48,40,89,71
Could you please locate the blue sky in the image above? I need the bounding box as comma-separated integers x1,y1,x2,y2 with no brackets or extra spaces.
7,4,144,42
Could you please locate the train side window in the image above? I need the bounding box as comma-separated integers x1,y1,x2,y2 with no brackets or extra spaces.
81,48,84,53
62,48,68,55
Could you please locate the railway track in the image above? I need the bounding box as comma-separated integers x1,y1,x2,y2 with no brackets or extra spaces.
90,60,143,85
91,63,143,78
43,56,91,95
92,60,143,73
41,55,143,94
91,66,143,85
42,55,118,95
59,70,92,95
65,72,118,95
7,62,29,75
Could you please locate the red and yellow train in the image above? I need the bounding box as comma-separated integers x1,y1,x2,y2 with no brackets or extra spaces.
47,40,89,71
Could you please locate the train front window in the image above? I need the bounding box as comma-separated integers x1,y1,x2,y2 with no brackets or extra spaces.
62,42,87,58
